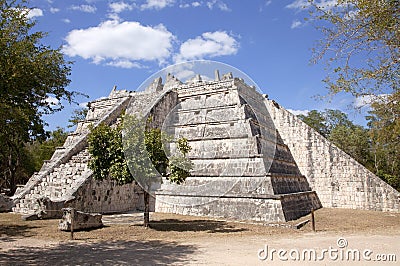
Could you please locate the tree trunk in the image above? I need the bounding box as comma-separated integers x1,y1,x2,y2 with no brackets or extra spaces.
7,152,17,196
143,190,150,228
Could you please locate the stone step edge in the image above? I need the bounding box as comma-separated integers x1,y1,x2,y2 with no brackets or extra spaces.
155,190,316,200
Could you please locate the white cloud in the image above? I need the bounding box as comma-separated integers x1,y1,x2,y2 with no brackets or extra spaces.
265,0,272,6
26,8,43,18
291,20,302,29
179,1,229,10
286,0,310,9
109,2,134,13
259,0,272,12
175,31,239,62
45,96,60,106
353,94,389,108
192,1,201,7
107,13,122,21
79,102,89,108
106,60,144,69
70,5,97,13
206,0,230,11
63,20,175,68
141,0,175,10
315,0,338,10
62,18,71,24
174,69,196,80
287,109,310,116
179,3,190,8
50,7,60,13
286,0,337,11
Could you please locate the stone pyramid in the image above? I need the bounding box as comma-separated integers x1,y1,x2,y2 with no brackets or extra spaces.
12,71,399,221
154,73,321,222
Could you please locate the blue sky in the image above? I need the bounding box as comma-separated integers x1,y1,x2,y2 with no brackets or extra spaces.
25,0,369,130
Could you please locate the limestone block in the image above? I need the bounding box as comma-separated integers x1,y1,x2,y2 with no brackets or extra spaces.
59,208,103,231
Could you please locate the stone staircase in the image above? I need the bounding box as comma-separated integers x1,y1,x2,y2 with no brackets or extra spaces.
13,149,91,214
12,89,139,216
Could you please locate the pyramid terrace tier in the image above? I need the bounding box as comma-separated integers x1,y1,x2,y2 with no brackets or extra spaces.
166,119,276,140
160,174,312,196
155,190,321,222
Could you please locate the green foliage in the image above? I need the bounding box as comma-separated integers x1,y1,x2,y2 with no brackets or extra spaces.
298,110,330,137
306,0,399,190
25,127,69,172
0,0,75,194
329,124,372,167
0,127,68,193
88,115,192,187
144,128,169,176
309,0,399,96
378,172,400,192
87,123,133,184
168,137,192,184
298,109,354,138
366,91,400,188
122,115,160,189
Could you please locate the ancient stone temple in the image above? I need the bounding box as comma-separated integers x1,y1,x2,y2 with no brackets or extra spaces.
12,71,400,222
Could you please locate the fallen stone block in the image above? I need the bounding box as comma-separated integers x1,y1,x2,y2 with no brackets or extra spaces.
35,197,64,219
59,208,103,231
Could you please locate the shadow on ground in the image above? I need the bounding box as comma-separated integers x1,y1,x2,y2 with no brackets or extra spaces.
0,224,39,242
147,219,248,233
0,240,197,265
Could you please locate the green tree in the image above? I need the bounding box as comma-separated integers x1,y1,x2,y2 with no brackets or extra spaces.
25,127,69,172
329,124,372,167
309,0,399,96
366,91,400,190
298,109,372,166
0,0,75,195
298,110,329,137
298,109,353,137
88,115,192,227
88,123,133,184
306,0,399,191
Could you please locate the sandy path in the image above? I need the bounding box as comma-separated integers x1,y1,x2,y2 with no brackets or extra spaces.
1,233,398,265
185,233,399,265
1,209,399,265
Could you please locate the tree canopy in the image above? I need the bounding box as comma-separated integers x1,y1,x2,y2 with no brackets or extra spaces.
309,0,399,96
87,115,193,227
0,0,75,194
306,0,399,190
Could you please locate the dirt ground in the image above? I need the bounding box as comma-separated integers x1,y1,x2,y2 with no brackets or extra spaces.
0,208,399,265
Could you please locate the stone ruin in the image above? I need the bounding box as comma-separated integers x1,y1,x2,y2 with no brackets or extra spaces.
11,71,400,222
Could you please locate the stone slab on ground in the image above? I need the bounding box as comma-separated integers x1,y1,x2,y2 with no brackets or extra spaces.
58,208,103,231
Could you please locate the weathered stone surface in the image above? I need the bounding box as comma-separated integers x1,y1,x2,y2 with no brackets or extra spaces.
21,197,64,220
59,208,103,231
12,90,145,216
0,194,14,212
266,100,400,212
155,76,322,222
12,70,399,225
